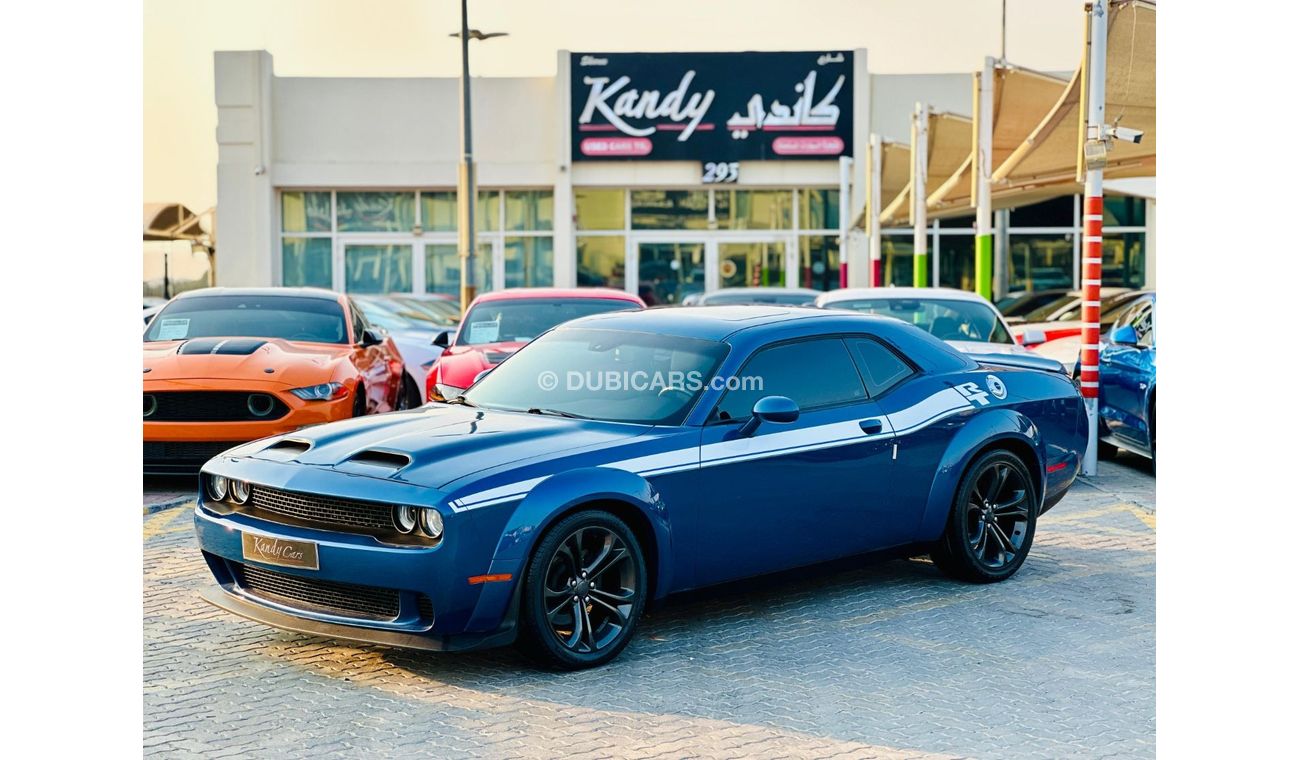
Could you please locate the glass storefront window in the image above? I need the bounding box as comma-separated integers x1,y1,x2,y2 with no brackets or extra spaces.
577,236,626,289
505,190,554,231
281,192,331,232
281,237,332,288
336,192,416,233
1010,196,1074,227
798,236,840,291
631,190,709,230
420,192,457,232
718,242,785,288
937,234,976,291
504,237,554,288
1008,233,1075,292
477,191,500,232
638,242,705,306
344,243,412,293
425,243,492,295
1101,233,1145,288
576,189,625,230
798,189,840,231
716,190,793,230
881,235,915,287
1104,196,1146,227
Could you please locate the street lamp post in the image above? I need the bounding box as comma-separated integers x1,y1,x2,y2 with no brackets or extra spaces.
451,0,506,314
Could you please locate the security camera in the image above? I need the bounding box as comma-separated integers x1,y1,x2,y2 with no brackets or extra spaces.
1105,125,1144,145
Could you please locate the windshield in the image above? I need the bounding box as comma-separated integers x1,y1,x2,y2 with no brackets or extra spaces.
353,297,431,332
385,296,461,326
463,327,728,425
1055,292,1142,324
143,295,349,344
828,298,1013,344
457,298,639,346
1021,293,1082,323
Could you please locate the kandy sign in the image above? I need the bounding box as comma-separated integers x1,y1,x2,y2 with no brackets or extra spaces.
571,51,854,162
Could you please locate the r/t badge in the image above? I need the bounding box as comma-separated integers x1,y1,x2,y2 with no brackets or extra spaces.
955,382,991,407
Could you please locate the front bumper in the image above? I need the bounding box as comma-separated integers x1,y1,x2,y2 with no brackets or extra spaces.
191,458,523,652
144,379,354,472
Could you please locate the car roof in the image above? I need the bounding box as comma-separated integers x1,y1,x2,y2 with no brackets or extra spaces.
472,287,644,305
561,304,873,342
173,287,345,303
816,287,994,305
705,287,821,296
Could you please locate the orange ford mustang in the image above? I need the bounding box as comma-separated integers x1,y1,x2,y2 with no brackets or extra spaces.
143,288,412,474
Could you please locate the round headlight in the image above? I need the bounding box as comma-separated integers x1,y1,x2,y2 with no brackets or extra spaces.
229,479,250,505
420,508,444,539
207,475,229,502
393,505,418,534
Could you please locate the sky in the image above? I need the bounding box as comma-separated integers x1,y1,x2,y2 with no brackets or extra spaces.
145,0,1086,212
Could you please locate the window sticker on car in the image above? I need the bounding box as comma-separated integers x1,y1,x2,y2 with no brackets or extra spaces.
156,318,190,340
467,320,500,344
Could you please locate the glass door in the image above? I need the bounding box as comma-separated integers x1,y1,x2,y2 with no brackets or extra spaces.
423,241,494,296
340,241,414,294
717,241,787,289
634,241,706,306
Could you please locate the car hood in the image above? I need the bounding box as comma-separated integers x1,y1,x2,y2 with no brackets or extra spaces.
435,342,527,388
143,337,352,386
238,404,648,489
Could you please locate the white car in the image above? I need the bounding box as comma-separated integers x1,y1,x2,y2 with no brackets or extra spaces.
815,287,1064,373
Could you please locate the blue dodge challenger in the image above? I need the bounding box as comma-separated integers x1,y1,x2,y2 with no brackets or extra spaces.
194,306,1087,669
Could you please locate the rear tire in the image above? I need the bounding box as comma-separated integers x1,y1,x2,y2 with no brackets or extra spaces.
930,449,1038,583
518,510,647,670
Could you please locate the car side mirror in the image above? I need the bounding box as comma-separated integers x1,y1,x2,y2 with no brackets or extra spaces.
432,330,452,349
738,395,800,437
361,328,384,347
1020,328,1047,347
1111,325,1139,345
472,368,493,386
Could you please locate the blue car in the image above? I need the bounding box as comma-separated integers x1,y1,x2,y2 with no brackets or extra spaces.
194,306,1087,669
1096,292,1157,461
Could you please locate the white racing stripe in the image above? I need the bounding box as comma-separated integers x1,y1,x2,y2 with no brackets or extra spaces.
448,386,984,513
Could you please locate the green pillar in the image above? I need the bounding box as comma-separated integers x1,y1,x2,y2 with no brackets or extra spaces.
975,233,993,299
913,251,929,287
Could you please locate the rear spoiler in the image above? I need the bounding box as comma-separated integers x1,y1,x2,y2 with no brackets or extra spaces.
967,351,1068,375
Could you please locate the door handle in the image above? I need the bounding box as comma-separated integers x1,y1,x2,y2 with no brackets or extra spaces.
859,419,884,435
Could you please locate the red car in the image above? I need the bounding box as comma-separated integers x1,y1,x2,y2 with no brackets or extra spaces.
425,288,646,402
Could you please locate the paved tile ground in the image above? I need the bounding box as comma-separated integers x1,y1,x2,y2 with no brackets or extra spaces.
144,460,1154,759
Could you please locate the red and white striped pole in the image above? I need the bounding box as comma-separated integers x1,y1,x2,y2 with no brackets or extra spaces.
1080,0,1108,476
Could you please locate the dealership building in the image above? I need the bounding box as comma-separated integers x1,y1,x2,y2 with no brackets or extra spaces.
213,49,1154,304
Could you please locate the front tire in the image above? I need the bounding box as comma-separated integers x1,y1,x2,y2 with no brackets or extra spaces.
519,510,647,670
930,450,1038,583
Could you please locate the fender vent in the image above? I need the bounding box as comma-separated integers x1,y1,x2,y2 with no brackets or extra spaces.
346,450,411,470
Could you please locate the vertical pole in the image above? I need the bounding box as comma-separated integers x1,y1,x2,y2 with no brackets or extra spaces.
1080,0,1109,476
838,156,852,288
910,103,928,287
457,0,478,314
868,135,883,286
974,57,994,300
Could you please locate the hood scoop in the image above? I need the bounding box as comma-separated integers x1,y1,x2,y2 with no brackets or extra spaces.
334,449,413,477
255,438,312,461
179,337,269,356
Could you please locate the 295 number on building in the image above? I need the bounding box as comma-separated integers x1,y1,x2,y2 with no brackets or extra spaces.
702,161,740,184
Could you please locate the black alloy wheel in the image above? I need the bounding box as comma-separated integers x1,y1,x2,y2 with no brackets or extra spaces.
520,510,646,669
931,450,1038,583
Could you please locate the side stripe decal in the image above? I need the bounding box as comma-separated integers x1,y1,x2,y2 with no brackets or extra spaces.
447,386,978,513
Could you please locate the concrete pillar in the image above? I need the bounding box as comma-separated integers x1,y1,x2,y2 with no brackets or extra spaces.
553,50,576,287
1144,198,1156,288
214,51,276,287
846,48,871,287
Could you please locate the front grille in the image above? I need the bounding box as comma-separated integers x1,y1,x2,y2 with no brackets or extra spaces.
249,485,394,532
146,391,289,422
144,440,237,462
235,562,400,620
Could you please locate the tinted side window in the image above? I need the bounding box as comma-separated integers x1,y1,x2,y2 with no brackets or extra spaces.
846,338,914,396
715,338,866,421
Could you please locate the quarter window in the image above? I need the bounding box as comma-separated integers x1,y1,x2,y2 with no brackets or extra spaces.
846,338,914,397
715,338,866,422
